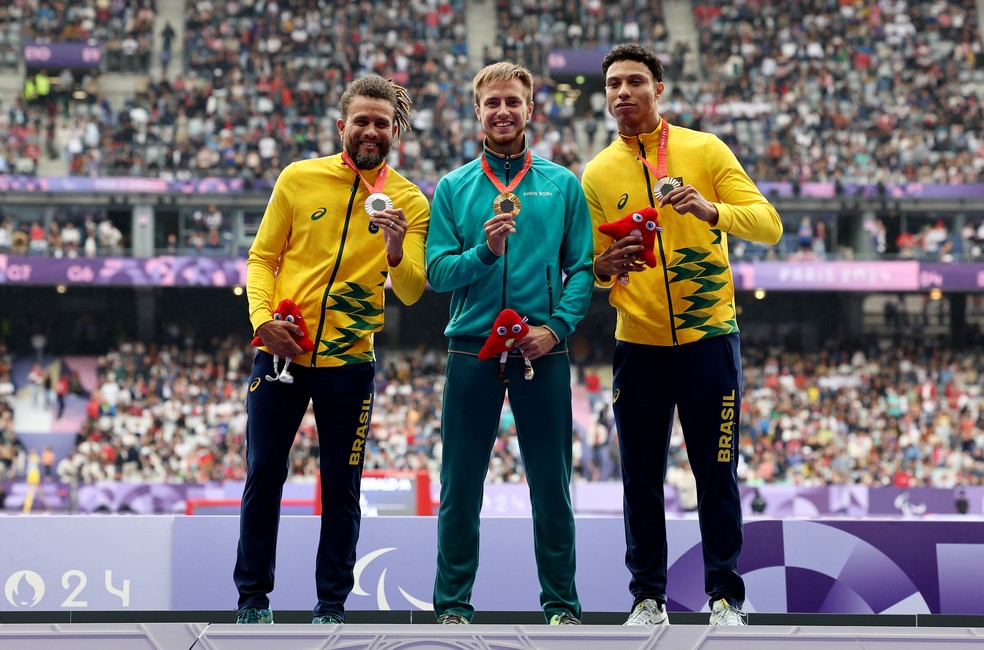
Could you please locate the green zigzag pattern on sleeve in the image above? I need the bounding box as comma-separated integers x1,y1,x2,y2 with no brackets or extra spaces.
315,279,386,363
668,246,737,340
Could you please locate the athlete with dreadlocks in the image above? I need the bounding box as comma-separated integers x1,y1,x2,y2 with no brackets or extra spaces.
234,74,429,625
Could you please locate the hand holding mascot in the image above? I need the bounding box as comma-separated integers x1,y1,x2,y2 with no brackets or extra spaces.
479,308,534,383
252,299,315,384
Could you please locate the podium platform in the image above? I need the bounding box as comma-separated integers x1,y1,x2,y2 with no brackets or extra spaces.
2,620,983,650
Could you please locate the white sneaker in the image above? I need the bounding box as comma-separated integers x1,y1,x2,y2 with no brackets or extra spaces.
624,599,669,625
709,598,746,625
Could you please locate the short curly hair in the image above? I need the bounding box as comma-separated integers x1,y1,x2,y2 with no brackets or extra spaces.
602,43,664,83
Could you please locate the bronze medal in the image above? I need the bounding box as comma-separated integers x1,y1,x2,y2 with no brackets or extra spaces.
493,191,521,216
653,176,683,200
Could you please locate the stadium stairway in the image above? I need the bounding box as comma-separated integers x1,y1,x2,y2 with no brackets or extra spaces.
464,0,495,71
0,67,20,104
11,357,89,463
151,0,185,80
663,0,703,78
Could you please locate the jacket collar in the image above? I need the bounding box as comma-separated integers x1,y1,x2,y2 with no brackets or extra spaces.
482,137,530,173
617,118,664,153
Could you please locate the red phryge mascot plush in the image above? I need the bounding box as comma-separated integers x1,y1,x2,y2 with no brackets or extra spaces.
479,308,534,383
598,206,663,269
252,298,315,384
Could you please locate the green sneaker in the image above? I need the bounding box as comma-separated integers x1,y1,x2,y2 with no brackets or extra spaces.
236,607,273,624
312,614,344,624
549,612,581,625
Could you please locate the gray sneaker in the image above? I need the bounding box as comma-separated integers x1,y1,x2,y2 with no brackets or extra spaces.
709,598,747,626
624,599,669,625
236,607,273,624
437,612,469,624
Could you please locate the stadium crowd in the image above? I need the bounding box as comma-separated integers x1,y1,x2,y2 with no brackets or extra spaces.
1,331,981,492
674,0,984,185
1,2,984,500
2,0,981,185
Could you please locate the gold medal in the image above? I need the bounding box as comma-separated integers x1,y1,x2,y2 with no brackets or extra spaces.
493,191,521,216
653,176,683,200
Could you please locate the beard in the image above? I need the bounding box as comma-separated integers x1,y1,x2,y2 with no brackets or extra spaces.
482,125,527,155
345,137,390,169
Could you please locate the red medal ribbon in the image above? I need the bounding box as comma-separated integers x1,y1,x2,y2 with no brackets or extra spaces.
341,151,389,195
630,119,669,180
480,149,533,195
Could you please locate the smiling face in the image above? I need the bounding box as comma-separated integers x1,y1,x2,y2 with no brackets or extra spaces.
337,96,398,169
605,59,664,136
475,78,533,156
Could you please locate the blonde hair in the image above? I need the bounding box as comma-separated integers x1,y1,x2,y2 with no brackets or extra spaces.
473,62,534,106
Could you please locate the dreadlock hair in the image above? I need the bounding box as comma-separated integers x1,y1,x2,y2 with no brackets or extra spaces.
340,74,414,138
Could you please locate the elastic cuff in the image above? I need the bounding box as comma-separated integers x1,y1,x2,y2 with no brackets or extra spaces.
543,317,569,341
477,241,501,265
542,325,560,344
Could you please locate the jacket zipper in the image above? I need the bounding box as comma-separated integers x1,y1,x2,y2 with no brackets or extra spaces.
546,267,553,313
637,137,678,346
310,174,360,366
500,156,512,311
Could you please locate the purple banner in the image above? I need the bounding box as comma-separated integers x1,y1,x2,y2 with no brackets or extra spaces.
0,516,172,610
171,516,984,615
737,261,921,291
919,263,984,290
732,261,984,292
759,181,984,199
23,41,102,69
547,49,608,74
3,255,982,290
2,515,983,613
3,175,984,202
0,175,246,194
9,481,981,518
548,48,672,75
0,255,247,286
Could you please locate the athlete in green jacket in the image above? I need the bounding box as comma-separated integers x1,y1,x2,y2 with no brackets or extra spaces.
426,62,593,625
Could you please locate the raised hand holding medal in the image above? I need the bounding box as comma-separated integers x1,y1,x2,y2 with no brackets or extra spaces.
482,149,532,255
342,151,397,235
492,191,522,218
342,151,407,264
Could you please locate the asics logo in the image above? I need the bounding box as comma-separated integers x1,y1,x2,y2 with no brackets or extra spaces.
617,194,629,210
311,208,327,220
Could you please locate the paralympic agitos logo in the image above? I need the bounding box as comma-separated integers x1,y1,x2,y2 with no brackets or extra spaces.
352,547,431,611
